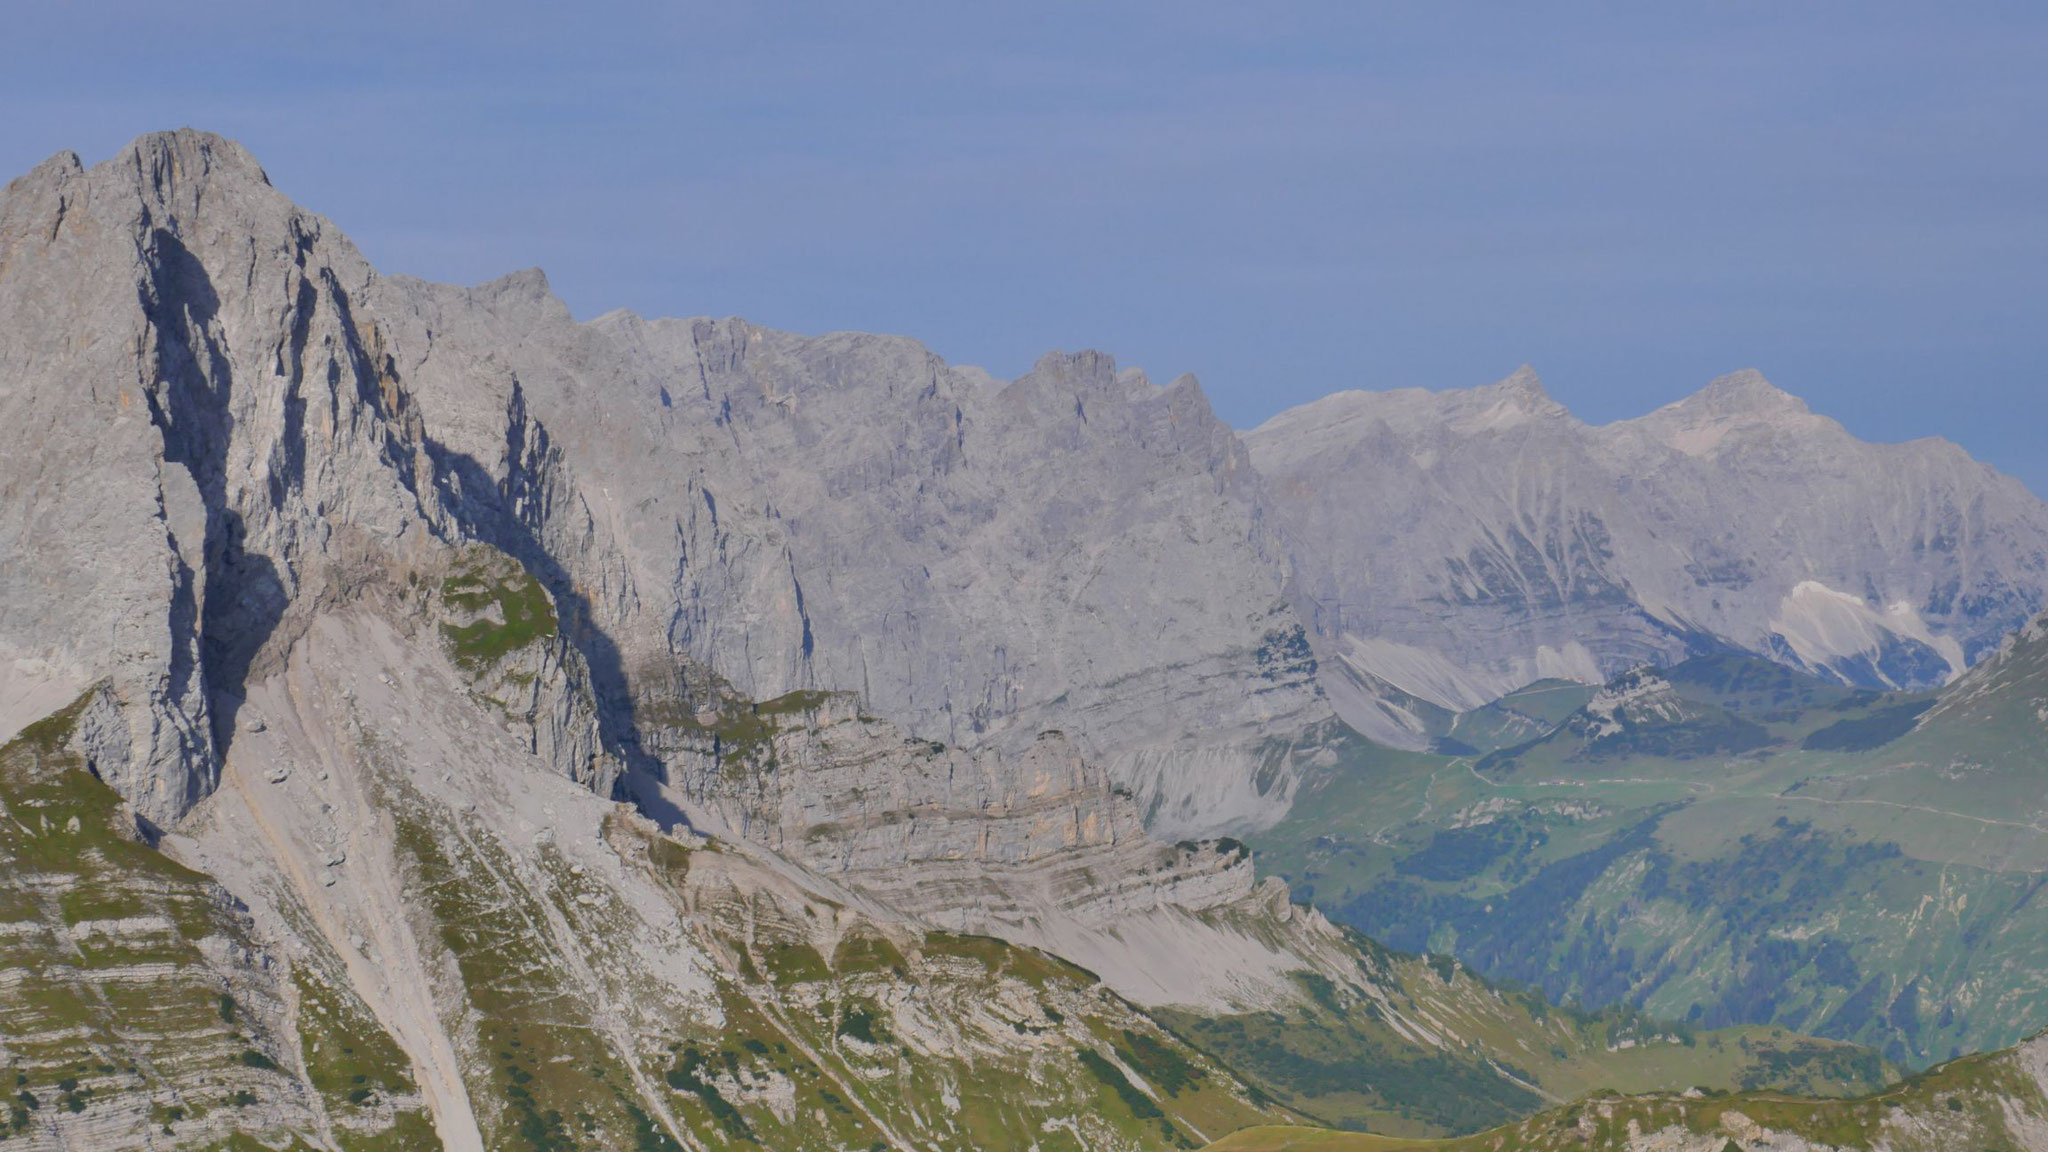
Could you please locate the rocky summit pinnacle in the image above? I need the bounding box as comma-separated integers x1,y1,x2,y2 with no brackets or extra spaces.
1685,367,1812,416
1492,362,1550,399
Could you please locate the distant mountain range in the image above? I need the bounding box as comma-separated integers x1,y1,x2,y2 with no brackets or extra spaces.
1248,365,2048,747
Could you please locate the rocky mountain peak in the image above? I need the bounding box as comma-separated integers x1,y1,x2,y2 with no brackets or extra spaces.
1684,368,1811,419
1018,347,1129,397
466,266,573,325
116,128,273,210
3,148,82,200
1453,364,1571,429
1621,368,1828,458
1005,348,1158,421
1491,363,1550,402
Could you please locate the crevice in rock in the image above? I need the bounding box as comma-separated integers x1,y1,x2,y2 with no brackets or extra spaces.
139,226,288,791
423,377,663,798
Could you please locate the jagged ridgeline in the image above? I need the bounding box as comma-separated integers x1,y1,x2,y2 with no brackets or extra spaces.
4,128,2048,1152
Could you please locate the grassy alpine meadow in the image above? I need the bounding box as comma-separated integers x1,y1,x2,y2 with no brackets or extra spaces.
1202,1024,2048,1151
1252,651,2048,1069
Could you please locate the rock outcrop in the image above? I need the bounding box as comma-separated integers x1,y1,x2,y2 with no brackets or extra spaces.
656,692,1340,1010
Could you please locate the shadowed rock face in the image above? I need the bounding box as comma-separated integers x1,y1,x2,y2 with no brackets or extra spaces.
0,132,457,825
1246,366,2048,744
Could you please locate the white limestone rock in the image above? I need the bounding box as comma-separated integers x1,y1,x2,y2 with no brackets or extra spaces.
1248,366,2048,743
0,130,1328,835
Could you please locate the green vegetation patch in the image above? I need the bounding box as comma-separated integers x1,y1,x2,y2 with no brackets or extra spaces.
439,547,559,669
386,784,670,1151
291,953,437,1149
645,686,846,772
1205,1033,2047,1150
0,697,430,1148
662,1045,753,1141
918,931,1102,991
1801,699,1935,751
1158,1001,1545,1138
831,932,906,976
1115,1028,1207,1098
1079,1046,1165,1119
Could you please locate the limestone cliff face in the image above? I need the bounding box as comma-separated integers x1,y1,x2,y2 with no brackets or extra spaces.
650,694,1325,1007
0,130,1328,838
373,264,1331,839
1246,367,2048,745
0,133,458,826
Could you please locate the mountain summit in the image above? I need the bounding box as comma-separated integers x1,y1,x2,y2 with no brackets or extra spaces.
1682,367,1813,417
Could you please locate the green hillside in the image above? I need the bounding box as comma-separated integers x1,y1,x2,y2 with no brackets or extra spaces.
1205,1026,2048,1151
1154,930,1886,1140
0,695,438,1148
1254,638,2048,1068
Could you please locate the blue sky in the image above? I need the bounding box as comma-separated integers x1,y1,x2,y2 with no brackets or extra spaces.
6,2,2044,491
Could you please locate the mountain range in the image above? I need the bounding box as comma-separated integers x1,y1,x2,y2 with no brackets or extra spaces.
1248,365,2048,747
3,129,2047,1151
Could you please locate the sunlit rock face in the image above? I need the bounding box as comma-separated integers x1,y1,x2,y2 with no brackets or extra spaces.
1246,365,2048,745
0,129,1330,838
0,132,465,826
379,282,1336,837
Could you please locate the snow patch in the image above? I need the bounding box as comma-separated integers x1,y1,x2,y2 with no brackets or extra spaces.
1532,641,1605,688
